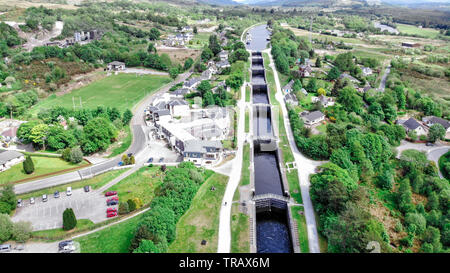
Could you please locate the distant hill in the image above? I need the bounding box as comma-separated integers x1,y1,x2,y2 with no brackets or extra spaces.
198,0,241,5
235,0,372,7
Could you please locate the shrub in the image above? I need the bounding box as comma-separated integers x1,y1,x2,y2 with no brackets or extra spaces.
127,199,137,212
12,221,32,243
62,208,77,230
118,202,129,215
23,155,34,174
0,213,14,243
69,146,83,164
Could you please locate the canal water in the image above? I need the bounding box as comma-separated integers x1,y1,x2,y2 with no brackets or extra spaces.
248,25,293,253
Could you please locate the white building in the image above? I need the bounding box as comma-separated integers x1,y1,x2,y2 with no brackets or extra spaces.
397,117,427,136
301,111,325,126
0,150,25,172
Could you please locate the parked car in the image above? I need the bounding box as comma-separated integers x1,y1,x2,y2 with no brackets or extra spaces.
58,240,75,253
107,200,118,206
127,153,133,157
84,185,90,192
105,191,117,197
118,161,124,166
159,157,164,163
147,157,153,163
66,187,72,196
426,142,434,147
42,194,48,202
107,211,118,218
54,191,60,198
58,240,73,250
107,197,119,203
0,244,11,253
30,197,35,204
107,208,117,213
17,199,22,207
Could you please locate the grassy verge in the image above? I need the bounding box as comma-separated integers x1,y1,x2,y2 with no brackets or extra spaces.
241,144,250,186
291,206,309,253
245,108,249,133
168,172,228,253
246,85,251,102
0,156,88,185
108,125,132,158
105,166,164,205
75,212,147,253
18,169,127,200
230,203,250,253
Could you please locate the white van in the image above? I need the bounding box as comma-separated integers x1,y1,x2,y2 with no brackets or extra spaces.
0,244,11,252
66,187,72,196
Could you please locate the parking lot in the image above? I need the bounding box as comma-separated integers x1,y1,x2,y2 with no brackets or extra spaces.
12,188,114,231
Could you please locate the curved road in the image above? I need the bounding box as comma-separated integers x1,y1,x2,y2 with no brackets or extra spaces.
13,71,192,195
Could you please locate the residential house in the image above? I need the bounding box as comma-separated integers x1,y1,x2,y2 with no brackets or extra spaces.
153,109,171,123
284,93,298,106
167,99,190,117
182,139,223,165
301,111,325,126
422,116,450,133
0,150,25,172
218,50,229,61
299,65,312,77
300,88,308,96
216,60,230,70
107,61,125,71
362,67,373,76
172,88,190,98
183,77,202,90
312,95,335,107
1,127,18,143
282,80,294,93
397,117,427,135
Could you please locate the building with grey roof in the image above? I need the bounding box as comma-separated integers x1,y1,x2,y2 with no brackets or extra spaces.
397,117,427,136
423,116,450,132
284,93,298,106
0,150,25,172
301,111,325,126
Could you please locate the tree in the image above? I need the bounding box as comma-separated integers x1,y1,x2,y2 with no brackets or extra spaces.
147,43,156,54
169,67,179,79
334,52,354,72
337,86,363,113
149,28,160,40
327,66,341,81
62,208,77,230
69,146,83,164
118,202,129,215
127,199,137,212
0,184,16,213
17,120,41,143
82,117,117,154
183,58,194,71
12,221,32,243
193,26,198,34
305,78,318,93
293,79,302,92
197,80,211,97
29,123,49,149
133,239,161,253
404,212,427,235
122,109,133,125
23,155,34,174
408,129,418,142
208,34,221,55
428,124,445,143
0,213,14,243
315,57,322,68
201,48,213,62
317,88,327,96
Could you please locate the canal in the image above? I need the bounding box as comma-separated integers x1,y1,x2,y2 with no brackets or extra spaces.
247,25,293,253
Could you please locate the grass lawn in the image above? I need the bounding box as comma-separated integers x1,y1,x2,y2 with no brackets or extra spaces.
397,24,441,39
316,123,327,134
230,203,250,253
168,172,228,253
29,73,171,116
105,166,164,206
0,156,88,185
245,85,251,102
186,32,211,49
438,151,450,180
291,206,309,253
241,144,250,186
32,219,95,241
18,169,127,200
245,108,249,133
75,212,147,253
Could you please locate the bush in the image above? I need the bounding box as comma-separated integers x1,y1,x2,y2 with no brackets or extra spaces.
69,146,83,164
22,155,34,174
62,208,77,230
0,213,14,243
118,202,129,215
127,199,137,212
12,221,32,243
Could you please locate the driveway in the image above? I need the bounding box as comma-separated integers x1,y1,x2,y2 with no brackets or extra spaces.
12,188,110,231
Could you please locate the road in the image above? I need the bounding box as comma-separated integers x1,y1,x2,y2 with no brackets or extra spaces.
396,140,449,179
378,65,390,92
13,71,192,195
267,50,323,253
217,77,246,253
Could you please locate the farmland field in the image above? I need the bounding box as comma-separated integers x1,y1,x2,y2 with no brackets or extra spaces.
29,73,171,115
397,24,441,39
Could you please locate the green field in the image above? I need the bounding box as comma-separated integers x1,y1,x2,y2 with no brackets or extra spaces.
230,203,250,253
0,155,88,185
105,166,164,206
29,73,171,115
291,206,309,253
186,32,211,49
240,144,250,186
397,24,441,39
168,172,228,253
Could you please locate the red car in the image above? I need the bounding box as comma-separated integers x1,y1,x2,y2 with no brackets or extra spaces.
107,211,117,218
105,191,117,197
109,196,119,201
107,208,117,213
